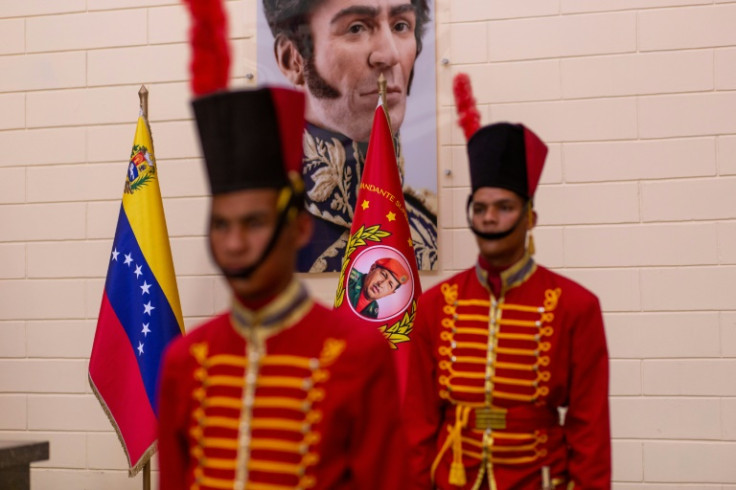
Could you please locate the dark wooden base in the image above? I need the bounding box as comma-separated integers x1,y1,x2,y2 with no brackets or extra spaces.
0,441,50,490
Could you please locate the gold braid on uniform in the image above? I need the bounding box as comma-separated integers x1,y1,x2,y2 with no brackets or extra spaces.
186,338,346,490
431,270,564,488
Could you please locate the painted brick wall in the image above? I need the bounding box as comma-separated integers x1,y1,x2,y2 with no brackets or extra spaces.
0,0,734,488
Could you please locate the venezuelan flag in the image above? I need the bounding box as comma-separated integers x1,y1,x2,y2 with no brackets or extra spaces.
89,111,184,475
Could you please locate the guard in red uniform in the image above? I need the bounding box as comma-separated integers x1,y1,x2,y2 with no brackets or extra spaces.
403,76,611,489
157,86,408,490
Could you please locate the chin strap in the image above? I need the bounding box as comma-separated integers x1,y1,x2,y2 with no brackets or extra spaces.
223,176,304,280
466,195,533,244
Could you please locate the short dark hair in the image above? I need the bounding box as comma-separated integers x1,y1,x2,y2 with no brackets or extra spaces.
263,0,431,61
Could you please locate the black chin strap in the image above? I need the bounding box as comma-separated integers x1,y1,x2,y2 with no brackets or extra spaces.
222,186,300,280
466,194,528,241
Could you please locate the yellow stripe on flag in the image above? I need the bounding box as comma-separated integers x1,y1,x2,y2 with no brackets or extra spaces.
122,116,184,333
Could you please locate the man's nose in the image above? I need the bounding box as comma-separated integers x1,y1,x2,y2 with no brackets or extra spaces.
369,25,400,68
223,228,248,253
481,208,499,224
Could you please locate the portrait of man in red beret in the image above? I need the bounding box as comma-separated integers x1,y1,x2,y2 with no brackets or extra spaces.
348,254,410,320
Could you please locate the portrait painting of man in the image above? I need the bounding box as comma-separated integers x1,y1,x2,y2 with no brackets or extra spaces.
257,0,438,272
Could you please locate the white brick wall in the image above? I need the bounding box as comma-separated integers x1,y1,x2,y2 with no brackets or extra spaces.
0,0,734,487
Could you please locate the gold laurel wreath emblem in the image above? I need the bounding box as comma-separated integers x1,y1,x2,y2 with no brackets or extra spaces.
378,300,417,350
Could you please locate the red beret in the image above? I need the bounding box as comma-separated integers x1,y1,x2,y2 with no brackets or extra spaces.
374,257,409,285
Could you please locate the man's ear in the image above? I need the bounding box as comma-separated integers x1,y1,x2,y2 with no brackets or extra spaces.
529,210,538,229
294,211,313,248
274,34,305,87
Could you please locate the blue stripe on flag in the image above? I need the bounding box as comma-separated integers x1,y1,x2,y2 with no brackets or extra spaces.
103,205,182,414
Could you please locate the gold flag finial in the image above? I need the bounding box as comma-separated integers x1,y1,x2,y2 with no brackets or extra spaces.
138,85,155,154
138,85,149,119
377,73,393,134
378,73,387,108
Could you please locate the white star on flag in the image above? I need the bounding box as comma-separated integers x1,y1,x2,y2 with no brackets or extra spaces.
143,302,155,315
137,342,144,356
141,323,151,337
124,253,134,266
140,281,151,295
134,265,143,278
111,248,120,261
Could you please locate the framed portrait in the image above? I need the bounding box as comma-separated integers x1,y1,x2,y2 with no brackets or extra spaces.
256,0,438,272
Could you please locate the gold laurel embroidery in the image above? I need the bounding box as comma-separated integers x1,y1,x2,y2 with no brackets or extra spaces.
543,288,562,311
441,283,459,306
378,300,417,350
309,233,348,273
319,338,346,367
303,132,354,219
190,342,208,364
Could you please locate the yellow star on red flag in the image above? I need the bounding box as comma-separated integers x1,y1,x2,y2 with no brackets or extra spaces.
386,211,396,222
361,200,370,210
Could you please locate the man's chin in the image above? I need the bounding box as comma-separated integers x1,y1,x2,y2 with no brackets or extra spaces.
385,105,406,133
332,120,374,143
363,291,378,302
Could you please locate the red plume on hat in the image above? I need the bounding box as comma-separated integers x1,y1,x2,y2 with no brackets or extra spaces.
452,73,481,141
452,73,547,201
182,0,231,96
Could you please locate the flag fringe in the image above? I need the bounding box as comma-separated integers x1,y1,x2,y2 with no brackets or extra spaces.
88,373,157,477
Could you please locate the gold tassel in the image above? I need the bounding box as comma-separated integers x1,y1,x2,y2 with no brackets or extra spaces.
449,461,467,487
448,406,470,486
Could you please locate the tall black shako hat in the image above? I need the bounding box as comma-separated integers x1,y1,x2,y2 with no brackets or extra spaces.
467,123,548,200
192,87,305,195
453,73,548,200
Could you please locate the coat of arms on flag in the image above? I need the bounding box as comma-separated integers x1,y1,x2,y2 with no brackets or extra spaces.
89,93,184,476
334,82,422,393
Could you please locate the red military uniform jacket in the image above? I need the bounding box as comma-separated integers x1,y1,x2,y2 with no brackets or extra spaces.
158,280,408,490
403,254,610,489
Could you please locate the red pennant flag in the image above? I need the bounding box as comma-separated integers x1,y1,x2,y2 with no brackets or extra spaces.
334,101,421,397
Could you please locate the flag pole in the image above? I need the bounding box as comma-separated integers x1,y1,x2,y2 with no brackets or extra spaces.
137,83,153,490
143,461,151,490
139,85,149,118
378,73,387,108
377,73,393,135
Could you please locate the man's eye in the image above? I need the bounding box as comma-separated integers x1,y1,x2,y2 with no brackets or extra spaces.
347,22,367,34
393,20,413,33
210,220,227,231
245,218,268,230
472,205,486,215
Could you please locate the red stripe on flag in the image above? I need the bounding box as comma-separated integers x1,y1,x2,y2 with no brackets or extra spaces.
89,293,158,467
